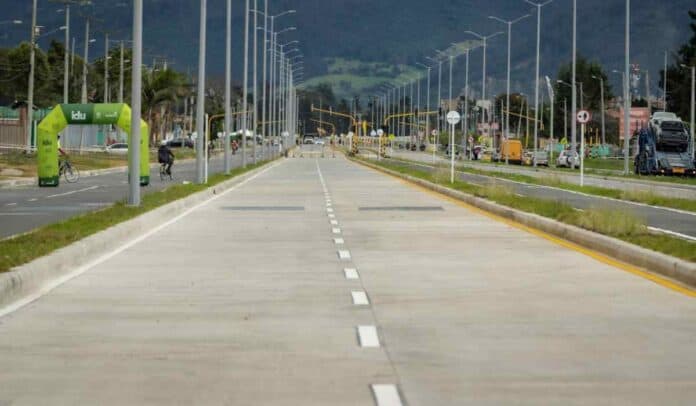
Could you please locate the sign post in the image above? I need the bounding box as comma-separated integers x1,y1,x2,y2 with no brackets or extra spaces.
577,109,591,187
376,128,384,160
446,111,461,183
431,129,439,163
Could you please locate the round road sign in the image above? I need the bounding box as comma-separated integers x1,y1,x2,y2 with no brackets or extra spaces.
370,130,377,137
577,110,591,124
446,110,461,125
377,129,384,137
431,129,439,137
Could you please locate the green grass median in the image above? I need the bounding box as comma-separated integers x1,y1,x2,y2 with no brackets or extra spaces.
360,157,696,263
0,160,269,274
390,156,696,214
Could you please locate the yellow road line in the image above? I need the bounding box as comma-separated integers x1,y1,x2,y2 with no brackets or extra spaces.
357,160,696,298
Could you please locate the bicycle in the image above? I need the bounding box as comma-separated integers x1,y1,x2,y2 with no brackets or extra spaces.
159,162,173,181
59,157,80,183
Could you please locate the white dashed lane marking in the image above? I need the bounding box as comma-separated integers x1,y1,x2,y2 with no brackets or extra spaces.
332,228,341,234
357,325,380,347
344,268,359,280
371,384,403,406
351,291,370,305
334,238,345,245
338,250,351,260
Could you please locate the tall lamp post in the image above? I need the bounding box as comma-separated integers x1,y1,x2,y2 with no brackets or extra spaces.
623,0,631,174
465,30,504,151
682,64,695,158
524,0,554,167
591,75,607,146
489,13,531,145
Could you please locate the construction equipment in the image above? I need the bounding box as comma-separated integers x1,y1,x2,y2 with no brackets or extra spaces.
635,113,696,176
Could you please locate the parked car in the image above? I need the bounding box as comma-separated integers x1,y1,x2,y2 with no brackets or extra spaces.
303,137,314,145
314,138,325,145
524,150,549,166
556,150,580,168
167,138,194,148
105,143,128,155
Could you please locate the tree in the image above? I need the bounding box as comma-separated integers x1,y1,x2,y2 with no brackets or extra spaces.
141,67,189,143
661,10,696,119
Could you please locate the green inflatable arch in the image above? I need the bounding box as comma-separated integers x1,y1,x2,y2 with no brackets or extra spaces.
37,103,149,187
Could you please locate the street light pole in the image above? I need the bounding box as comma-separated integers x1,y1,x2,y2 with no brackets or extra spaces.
682,64,695,158
128,0,142,206
570,0,577,154
252,0,258,164
525,0,554,168
261,0,268,159
26,0,38,150
241,0,250,167
119,41,124,103
464,49,471,159
592,75,606,146
81,19,90,104
466,31,503,150
489,13,531,146
195,0,207,183
224,0,232,174
63,5,70,103
623,0,631,175
104,33,109,103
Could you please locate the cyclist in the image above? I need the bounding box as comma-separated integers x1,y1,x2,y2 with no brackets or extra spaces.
57,134,67,158
231,139,238,155
158,140,175,176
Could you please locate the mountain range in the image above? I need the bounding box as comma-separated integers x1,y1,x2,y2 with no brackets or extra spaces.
1,0,693,99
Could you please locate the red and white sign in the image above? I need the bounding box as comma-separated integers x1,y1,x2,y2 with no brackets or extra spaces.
577,110,591,124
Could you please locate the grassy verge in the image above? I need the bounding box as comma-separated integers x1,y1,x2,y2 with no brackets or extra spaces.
0,160,270,274
392,157,696,213
359,157,696,262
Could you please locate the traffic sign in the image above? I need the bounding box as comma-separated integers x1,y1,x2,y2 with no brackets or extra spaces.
431,129,439,137
577,110,591,124
370,130,377,137
377,129,384,137
446,111,461,125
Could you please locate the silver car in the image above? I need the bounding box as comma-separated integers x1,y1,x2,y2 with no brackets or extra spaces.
556,150,579,168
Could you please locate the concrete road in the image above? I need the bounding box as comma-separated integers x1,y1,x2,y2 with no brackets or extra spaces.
0,149,272,239
384,152,696,240
0,156,694,405
392,150,696,200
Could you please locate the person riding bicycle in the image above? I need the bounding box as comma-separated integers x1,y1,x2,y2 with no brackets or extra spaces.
57,135,67,158
231,139,238,155
158,140,175,176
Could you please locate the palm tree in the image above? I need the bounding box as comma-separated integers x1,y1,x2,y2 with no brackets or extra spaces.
142,68,188,144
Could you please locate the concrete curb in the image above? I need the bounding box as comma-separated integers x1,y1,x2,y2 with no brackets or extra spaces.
354,157,696,289
0,159,280,311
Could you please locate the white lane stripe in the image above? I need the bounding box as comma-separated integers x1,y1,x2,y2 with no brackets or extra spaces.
329,213,336,218
327,208,334,213
5,203,17,206
46,185,99,199
351,291,370,305
27,198,37,202
338,250,351,260
358,325,380,347
332,228,341,234
344,268,359,279
330,220,339,225
371,384,403,406
0,160,284,319
334,238,345,244
648,226,696,242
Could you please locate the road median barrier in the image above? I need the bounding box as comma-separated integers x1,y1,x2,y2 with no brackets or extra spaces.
0,158,281,312
352,157,696,292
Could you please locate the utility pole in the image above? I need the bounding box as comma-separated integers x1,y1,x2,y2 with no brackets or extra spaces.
26,0,38,150
119,41,124,103
81,19,90,103
224,0,232,174
129,0,142,206
663,51,668,111
593,75,606,145
464,49,470,159
196,0,207,183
